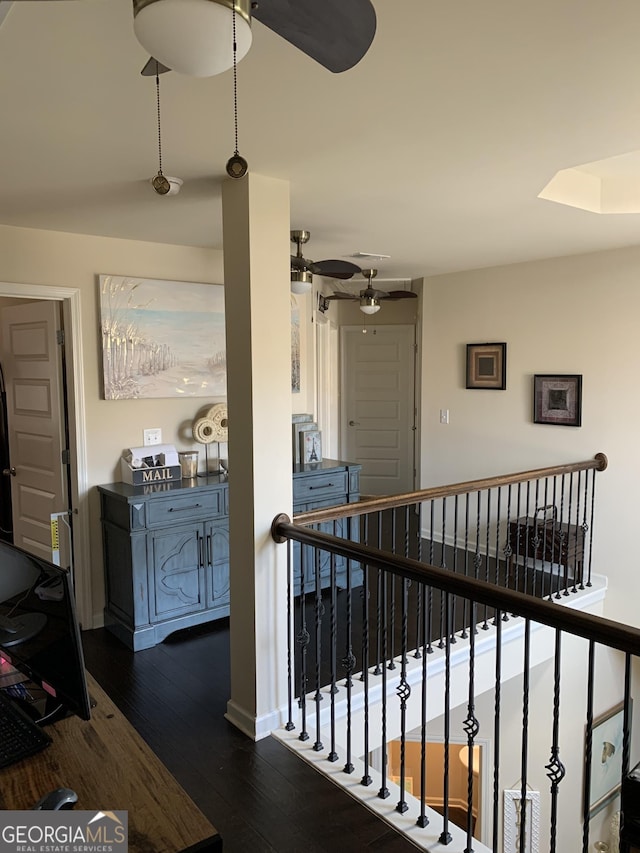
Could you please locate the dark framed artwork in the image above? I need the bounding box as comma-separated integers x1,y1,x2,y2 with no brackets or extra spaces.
466,342,507,390
533,374,582,427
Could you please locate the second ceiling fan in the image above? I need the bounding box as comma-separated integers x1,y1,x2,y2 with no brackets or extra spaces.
324,269,417,314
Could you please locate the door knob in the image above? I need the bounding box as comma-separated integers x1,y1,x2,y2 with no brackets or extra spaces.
2,467,16,477
348,420,360,426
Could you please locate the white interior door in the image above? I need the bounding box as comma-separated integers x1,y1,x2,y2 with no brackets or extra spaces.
1,300,70,565
341,324,416,496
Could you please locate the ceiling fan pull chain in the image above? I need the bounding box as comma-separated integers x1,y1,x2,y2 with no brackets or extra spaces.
155,65,164,177
150,61,172,195
226,2,249,179
232,3,239,157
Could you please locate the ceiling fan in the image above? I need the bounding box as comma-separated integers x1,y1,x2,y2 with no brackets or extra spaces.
322,268,418,314
0,0,377,78
290,230,362,294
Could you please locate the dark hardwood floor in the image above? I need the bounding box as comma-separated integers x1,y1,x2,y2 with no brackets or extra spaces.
81,620,417,853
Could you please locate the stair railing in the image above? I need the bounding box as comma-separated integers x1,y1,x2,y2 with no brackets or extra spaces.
270,453,636,853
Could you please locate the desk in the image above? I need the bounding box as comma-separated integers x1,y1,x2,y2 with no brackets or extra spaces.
0,673,222,853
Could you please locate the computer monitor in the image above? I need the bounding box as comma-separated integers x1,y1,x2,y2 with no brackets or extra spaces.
0,540,91,722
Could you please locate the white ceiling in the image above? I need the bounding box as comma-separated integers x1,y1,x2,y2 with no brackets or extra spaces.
3,0,640,280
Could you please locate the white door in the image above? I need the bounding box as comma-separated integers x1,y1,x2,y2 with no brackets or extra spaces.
341,324,416,496
1,301,70,565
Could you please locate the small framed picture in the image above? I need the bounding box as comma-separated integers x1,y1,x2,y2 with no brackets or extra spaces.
466,342,507,390
533,374,582,427
587,701,631,816
300,429,322,464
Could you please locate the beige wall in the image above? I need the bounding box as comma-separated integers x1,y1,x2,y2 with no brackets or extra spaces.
0,222,315,625
421,243,640,627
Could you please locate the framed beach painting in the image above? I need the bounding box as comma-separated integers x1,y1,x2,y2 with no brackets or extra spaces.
99,275,226,400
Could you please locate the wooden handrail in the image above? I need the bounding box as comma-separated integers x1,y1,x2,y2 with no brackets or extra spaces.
271,513,640,656
293,452,608,526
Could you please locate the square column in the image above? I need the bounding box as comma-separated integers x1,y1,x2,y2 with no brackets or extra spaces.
222,174,292,739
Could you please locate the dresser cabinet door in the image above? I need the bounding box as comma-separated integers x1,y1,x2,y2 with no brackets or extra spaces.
147,523,206,623
205,520,230,609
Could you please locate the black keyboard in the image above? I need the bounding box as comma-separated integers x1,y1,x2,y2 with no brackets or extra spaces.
0,689,51,768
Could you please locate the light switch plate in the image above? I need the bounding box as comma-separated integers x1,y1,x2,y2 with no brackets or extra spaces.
143,428,162,446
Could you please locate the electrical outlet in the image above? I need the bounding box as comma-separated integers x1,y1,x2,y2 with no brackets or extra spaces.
143,428,162,446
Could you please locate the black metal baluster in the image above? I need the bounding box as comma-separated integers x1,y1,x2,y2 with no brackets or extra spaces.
328,528,338,762
415,502,424,659
494,486,502,592
313,547,323,753
298,542,309,742
463,602,479,853
451,494,459,642
460,495,470,639
541,478,550,599
582,640,595,853
623,652,632,783
439,591,453,845
482,489,491,629
545,630,566,853
426,501,434,653
396,574,410,814
552,476,561,600
360,520,372,787
571,471,580,594
378,569,390,801
417,579,430,828
492,610,502,853
473,494,481,636
513,483,522,598
531,479,541,599
502,484,513,615
342,517,355,774
519,619,531,853
439,497,448,647
560,473,569,596
522,481,532,594
388,510,397,670
286,538,295,731
580,470,590,590
586,469,596,587
374,512,383,676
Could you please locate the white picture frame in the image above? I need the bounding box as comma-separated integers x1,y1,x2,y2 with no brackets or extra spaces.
588,701,630,816
301,429,322,464
503,789,540,853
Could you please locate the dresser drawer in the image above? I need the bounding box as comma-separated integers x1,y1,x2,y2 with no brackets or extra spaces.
293,471,348,505
146,490,224,526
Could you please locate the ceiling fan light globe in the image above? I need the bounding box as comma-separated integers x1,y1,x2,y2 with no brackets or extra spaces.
291,269,312,294
359,296,380,315
133,0,252,78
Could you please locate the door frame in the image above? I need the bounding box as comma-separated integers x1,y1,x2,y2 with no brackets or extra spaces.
0,282,90,626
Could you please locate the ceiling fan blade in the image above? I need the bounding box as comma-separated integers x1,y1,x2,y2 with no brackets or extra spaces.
313,259,361,279
252,0,376,73
326,292,358,300
380,291,418,300
140,57,172,77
